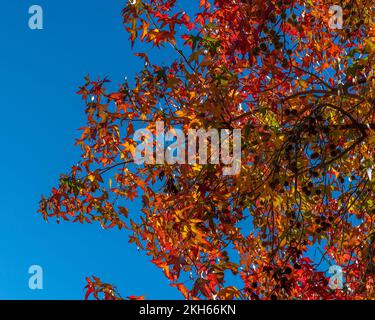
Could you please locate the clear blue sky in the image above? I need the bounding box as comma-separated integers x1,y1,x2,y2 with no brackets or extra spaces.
0,0,182,299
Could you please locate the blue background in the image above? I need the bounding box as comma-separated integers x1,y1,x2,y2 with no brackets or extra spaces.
0,0,181,299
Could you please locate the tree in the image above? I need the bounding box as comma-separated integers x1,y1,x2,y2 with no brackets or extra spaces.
38,0,374,300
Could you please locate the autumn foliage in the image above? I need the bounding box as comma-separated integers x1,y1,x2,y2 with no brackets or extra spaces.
38,0,374,300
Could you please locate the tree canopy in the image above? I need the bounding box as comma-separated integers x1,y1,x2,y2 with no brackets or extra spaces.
38,0,374,300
